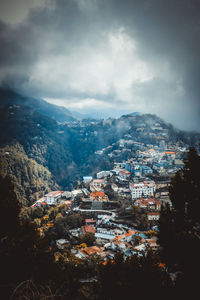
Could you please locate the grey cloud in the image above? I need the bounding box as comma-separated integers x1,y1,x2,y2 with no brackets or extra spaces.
0,0,200,131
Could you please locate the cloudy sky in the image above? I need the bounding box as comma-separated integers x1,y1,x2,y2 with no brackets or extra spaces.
0,0,200,130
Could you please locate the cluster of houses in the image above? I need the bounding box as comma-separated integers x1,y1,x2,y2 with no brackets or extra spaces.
32,138,187,210
57,214,159,261
31,140,189,261
32,190,73,208
94,116,189,168
129,181,156,199
111,144,186,180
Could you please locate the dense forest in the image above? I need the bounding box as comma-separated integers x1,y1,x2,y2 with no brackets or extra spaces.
0,147,200,299
0,144,57,206
0,90,200,298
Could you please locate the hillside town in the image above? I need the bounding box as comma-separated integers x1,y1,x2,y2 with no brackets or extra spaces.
30,140,188,263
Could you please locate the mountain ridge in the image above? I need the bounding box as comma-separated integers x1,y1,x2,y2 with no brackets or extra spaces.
0,89,199,204
0,88,76,122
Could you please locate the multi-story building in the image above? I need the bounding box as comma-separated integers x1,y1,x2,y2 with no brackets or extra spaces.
90,191,108,202
147,212,160,221
45,191,64,205
96,171,111,179
129,181,156,199
118,169,132,180
135,198,161,211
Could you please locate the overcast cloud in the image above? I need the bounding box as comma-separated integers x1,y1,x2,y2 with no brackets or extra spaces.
0,0,200,130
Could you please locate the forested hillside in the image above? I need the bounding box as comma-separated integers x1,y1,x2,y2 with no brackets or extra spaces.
0,148,200,299
0,89,76,122
0,90,199,204
0,144,58,205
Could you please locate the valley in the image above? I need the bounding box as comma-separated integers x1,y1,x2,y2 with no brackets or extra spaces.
0,89,199,204
0,89,200,299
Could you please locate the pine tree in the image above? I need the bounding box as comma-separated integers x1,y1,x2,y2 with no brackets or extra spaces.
0,174,21,238
158,146,200,294
169,147,200,225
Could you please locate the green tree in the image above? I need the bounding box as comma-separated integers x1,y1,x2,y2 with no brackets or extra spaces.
134,235,142,246
0,175,56,298
80,233,95,247
169,147,200,223
130,204,140,216
32,206,44,218
0,174,21,237
158,146,200,294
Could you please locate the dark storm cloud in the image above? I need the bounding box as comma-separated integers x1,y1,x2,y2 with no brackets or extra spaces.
118,0,200,91
0,0,199,130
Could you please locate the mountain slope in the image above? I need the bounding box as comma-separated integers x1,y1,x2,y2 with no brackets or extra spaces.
0,91,199,204
0,144,58,205
0,103,77,187
0,88,76,122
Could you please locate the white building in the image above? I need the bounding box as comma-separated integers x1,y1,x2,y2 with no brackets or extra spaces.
45,191,64,205
92,179,106,187
83,176,93,183
147,212,160,221
134,165,142,177
129,181,156,199
71,189,83,199
111,184,118,192
97,171,111,179
95,232,115,242
56,239,69,250
118,169,132,180
90,179,106,192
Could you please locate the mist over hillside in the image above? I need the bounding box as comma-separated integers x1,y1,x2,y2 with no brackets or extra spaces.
0,89,199,204
0,88,76,122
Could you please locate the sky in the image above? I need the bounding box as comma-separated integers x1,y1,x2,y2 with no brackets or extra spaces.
0,0,200,131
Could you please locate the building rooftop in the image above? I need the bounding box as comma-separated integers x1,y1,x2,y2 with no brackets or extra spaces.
95,233,115,240
81,225,96,235
85,219,97,224
45,191,64,197
80,246,103,256
91,191,107,197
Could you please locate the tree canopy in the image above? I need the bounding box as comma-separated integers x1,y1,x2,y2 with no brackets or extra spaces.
158,146,200,294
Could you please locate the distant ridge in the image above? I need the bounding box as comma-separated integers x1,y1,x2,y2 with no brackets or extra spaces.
127,112,141,117
0,88,76,123
0,88,199,195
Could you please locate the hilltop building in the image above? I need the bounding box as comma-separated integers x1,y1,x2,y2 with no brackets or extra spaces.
45,191,64,205
90,191,108,201
129,181,156,199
